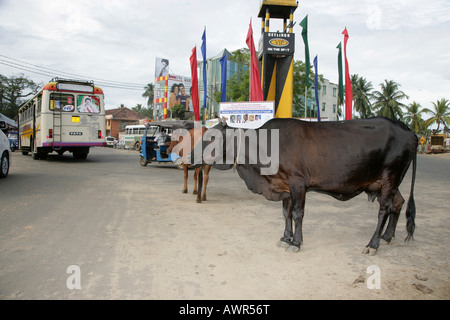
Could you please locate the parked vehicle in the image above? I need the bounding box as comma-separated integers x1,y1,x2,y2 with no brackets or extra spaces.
0,121,12,178
106,136,115,148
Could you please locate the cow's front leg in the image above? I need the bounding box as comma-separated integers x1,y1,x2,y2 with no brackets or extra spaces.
286,185,306,253
277,198,293,248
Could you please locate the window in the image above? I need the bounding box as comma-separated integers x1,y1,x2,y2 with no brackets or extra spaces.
333,104,337,113
322,85,327,95
50,93,75,112
333,87,337,97
36,98,42,116
322,102,326,111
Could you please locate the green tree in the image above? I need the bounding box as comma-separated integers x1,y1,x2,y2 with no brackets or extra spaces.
132,103,144,113
0,73,41,119
227,69,250,102
142,83,154,108
171,104,185,119
403,101,426,134
292,60,317,118
225,49,250,102
351,74,373,119
423,98,450,131
372,80,408,120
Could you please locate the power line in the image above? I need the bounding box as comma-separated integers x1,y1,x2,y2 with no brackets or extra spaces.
0,54,149,91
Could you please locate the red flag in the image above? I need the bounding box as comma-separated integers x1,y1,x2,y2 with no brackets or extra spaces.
189,46,200,121
342,27,353,120
246,19,264,101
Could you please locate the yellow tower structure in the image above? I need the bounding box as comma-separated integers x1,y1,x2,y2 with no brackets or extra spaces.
258,0,298,118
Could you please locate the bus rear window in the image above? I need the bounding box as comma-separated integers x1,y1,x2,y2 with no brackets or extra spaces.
50,93,75,112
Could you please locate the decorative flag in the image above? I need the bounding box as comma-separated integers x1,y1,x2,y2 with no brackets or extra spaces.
201,28,207,109
189,46,200,121
313,55,320,122
336,42,344,104
220,54,228,102
246,19,264,101
300,15,310,88
342,28,353,120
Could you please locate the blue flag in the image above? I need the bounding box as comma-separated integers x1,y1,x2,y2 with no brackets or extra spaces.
201,28,207,109
313,55,321,121
220,54,227,102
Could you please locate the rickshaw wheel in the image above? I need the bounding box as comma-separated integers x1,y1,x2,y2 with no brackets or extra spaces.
140,156,148,166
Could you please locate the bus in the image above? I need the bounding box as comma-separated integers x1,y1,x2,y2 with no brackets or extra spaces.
18,79,106,159
119,124,149,150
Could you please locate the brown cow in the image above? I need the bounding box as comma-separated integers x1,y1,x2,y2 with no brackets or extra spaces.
168,126,211,203
193,117,417,255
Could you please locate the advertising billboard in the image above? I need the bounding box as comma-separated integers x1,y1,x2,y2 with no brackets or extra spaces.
154,73,192,120
219,101,274,129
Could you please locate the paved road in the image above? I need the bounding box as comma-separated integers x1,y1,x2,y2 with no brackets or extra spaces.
0,147,449,299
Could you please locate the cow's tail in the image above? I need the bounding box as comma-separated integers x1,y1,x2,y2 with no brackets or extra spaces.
405,152,417,242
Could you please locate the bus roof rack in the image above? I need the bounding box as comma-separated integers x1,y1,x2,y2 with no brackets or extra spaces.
51,78,94,86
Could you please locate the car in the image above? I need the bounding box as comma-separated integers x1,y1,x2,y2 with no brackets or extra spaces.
0,121,12,178
106,136,115,148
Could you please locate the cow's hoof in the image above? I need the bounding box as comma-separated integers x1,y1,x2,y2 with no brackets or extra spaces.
276,240,290,248
193,190,198,195
286,245,300,253
182,189,188,194
362,246,377,256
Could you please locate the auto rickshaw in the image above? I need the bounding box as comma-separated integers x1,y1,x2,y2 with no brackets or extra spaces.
139,120,194,168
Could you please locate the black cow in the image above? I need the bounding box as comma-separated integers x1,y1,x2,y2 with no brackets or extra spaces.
194,117,417,255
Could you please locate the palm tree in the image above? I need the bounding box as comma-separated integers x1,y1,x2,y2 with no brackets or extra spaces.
404,101,426,134
372,80,408,120
423,98,450,131
351,74,373,118
142,83,154,108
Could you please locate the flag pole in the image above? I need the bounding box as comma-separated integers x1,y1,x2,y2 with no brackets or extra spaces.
304,85,307,120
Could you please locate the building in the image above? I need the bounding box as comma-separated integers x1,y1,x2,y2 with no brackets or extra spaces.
198,48,248,119
105,107,146,139
308,78,339,121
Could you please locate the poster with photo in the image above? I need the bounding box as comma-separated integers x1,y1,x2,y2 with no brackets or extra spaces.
155,57,169,79
77,95,100,113
219,101,274,129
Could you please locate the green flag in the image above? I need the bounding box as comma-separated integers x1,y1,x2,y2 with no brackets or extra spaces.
336,42,344,103
300,15,310,88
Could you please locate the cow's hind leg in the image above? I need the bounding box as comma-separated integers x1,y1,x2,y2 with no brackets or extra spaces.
277,198,293,248
363,187,396,255
381,190,404,244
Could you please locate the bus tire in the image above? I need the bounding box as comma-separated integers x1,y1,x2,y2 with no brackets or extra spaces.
135,141,141,151
0,151,9,178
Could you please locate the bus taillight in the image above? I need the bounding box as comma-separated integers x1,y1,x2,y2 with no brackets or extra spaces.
98,130,102,139
49,129,53,138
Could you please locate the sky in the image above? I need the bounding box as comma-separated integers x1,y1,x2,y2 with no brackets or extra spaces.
0,0,449,114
